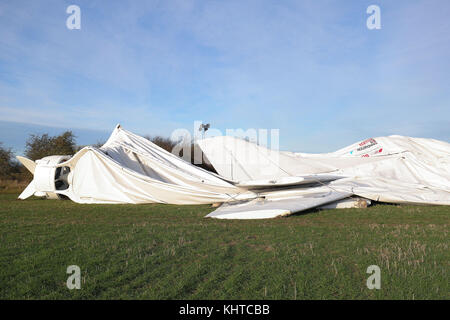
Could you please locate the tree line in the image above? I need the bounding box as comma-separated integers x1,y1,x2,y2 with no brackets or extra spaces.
0,131,78,182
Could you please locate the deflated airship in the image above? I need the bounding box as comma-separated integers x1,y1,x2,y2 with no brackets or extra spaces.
17,125,450,219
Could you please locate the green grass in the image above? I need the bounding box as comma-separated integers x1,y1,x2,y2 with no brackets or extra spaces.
0,193,448,300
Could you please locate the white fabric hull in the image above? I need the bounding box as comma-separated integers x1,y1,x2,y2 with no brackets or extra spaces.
18,125,450,219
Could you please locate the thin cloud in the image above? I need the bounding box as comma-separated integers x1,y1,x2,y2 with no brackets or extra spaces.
0,0,448,152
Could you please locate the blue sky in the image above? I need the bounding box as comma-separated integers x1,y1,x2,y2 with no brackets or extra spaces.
0,0,449,154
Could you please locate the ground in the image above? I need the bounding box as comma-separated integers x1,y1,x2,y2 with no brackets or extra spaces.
0,192,448,299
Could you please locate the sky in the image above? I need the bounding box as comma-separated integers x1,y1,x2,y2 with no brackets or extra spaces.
0,0,449,154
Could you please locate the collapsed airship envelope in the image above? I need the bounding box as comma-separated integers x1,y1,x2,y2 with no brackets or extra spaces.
17,125,450,219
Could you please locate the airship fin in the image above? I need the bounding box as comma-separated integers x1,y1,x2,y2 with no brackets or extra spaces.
16,156,36,174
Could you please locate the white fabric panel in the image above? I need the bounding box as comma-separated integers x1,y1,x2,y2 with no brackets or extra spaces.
199,135,450,212
206,188,351,219
234,174,343,188
67,148,253,204
50,126,255,204
101,127,234,187
17,125,450,219
197,136,337,181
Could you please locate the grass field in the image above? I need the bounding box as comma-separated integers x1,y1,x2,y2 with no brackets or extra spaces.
0,192,448,300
